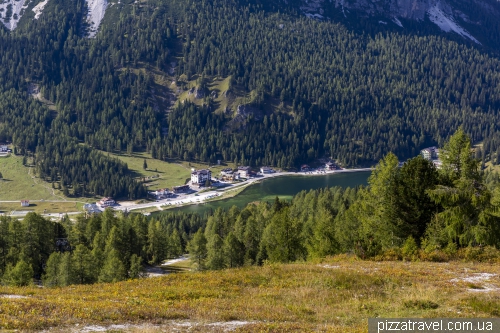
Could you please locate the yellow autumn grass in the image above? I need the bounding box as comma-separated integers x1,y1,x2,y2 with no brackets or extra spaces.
0,258,499,332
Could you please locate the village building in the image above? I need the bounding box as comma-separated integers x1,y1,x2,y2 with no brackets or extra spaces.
84,203,101,214
21,200,29,207
191,169,212,184
98,197,115,208
237,166,251,178
0,145,8,152
325,161,338,170
220,168,234,177
151,188,174,200
173,184,190,193
221,172,240,182
300,164,310,172
260,166,274,174
432,160,443,169
421,146,438,160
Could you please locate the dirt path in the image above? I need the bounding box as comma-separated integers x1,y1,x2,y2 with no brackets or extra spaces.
28,167,67,201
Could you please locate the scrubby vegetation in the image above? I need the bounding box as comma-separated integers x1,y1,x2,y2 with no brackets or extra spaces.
0,259,499,331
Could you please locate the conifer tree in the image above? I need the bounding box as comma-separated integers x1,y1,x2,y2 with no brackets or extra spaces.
2,259,33,287
42,252,63,287
147,221,167,265
187,229,207,270
206,234,225,270
223,232,244,268
71,244,97,284
129,254,144,279
98,249,126,283
427,129,500,247
168,229,183,258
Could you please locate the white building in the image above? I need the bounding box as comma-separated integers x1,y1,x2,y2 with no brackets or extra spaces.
220,168,234,177
84,203,102,214
237,166,251,178
21,200,29,207
325,162,338,170
260,166,274,174
191,169,212,184
421,146,438,160
98,197,115,208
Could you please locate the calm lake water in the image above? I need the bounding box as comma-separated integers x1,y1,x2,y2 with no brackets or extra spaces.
156,171,370,216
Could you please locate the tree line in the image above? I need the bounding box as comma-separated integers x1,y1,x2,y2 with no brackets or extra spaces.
186,128,500,270
2,129,499,287
0,210,203,287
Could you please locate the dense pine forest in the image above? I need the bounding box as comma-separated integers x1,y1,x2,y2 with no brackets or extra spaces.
1,129,499,287
1,0,500,198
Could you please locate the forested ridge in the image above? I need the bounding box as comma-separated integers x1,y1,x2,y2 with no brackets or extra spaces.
1,129,500,287
1,0,500,197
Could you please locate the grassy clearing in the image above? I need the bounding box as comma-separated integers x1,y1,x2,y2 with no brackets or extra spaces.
0,259,499,332
108,151,235,191
0,201,83,214
107,151,191,190
0,154,66,201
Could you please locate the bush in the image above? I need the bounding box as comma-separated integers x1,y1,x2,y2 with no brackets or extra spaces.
458,246,500,262
401,236,419,261
420,250,449,262
374,248,402,261
443,242,458,258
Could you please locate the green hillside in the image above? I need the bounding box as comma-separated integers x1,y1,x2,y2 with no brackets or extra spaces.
1,0,500,199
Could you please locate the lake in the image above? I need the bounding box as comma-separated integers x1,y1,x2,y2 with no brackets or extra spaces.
156,171,371,216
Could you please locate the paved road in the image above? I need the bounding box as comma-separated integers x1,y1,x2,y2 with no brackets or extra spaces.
1,168,373,217
114,168,373,213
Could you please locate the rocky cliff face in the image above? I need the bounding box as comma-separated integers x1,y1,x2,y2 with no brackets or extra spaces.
298,0,500,44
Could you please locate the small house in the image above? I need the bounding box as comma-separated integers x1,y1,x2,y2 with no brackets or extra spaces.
325,162,338,170
220,168,234,177
421,147,437,160
260,166,274,174
98,197,115,208
237,166,251,178
173,184,190,193
300,164,310,172
21,200,29,207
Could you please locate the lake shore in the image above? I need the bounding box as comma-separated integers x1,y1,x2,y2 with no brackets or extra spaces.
114,167,373,214
0,168,372,218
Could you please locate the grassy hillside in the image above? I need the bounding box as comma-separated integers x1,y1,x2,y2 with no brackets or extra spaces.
1,258,499,332
0,154,66,201
107,151,236,192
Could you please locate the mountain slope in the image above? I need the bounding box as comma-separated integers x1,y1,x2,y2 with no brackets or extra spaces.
1,0,500,198
293,0,500,46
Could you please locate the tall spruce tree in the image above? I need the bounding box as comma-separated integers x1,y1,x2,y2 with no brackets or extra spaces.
187,229,207,271
427,129,500,247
